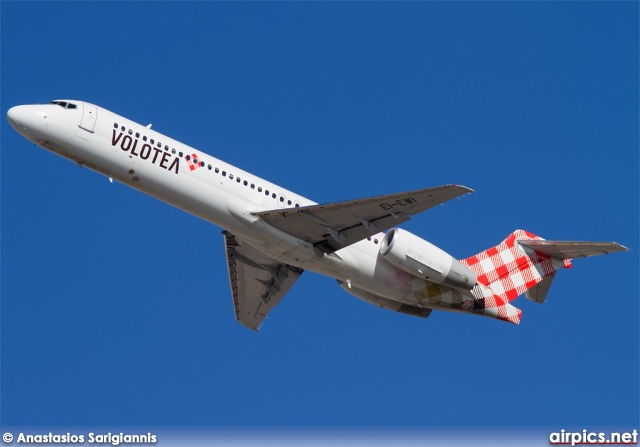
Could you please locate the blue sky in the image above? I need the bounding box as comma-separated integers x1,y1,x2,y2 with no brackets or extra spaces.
2,2,638,428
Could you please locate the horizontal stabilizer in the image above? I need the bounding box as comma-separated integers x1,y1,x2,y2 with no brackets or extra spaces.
461,229,630,310
525,272,556,304
518,240,629,260
474,301,522,325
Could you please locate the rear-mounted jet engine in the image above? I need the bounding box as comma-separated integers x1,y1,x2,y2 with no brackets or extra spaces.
379,227,477,290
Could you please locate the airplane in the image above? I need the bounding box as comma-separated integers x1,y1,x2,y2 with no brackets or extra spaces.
6,100,629,330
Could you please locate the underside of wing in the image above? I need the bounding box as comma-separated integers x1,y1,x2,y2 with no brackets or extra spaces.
253,184,472,253
223,231,304,330
518,240,629,259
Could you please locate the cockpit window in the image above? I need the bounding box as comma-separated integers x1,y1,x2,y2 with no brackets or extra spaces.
48,101,77,109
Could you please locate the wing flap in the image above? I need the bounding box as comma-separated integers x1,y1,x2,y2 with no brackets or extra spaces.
253,184,472,253
223,231,303,330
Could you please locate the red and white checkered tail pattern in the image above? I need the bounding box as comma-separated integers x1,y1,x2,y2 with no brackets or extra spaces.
461,230,566,304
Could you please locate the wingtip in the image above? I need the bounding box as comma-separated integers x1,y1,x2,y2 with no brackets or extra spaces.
613,243,630,252
450,184,474,194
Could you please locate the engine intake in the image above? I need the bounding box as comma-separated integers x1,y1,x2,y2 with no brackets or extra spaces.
380,228,477,290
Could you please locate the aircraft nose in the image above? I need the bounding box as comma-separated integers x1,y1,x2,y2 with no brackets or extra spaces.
7,105,47,135
7,105,25,127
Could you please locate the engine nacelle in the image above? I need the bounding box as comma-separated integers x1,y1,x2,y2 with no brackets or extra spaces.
379,228,477,290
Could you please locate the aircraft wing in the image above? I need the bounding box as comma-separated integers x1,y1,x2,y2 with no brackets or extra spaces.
253,184,473,253
223,231,304,331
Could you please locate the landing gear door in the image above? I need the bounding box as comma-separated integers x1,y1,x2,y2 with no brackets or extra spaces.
79,103,98,133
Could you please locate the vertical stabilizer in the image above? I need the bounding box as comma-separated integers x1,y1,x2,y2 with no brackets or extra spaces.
461,230,563,304
461,230,628,307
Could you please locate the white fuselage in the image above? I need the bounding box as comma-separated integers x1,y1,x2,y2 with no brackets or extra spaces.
12,100,622,327
8,102,388,289
8,100,486,320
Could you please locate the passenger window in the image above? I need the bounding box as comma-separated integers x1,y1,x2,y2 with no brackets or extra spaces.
179,152,183,157
258,187,262,192
157,142,162,148
143,136,148,142
222,171,226,176
128,129,133,135
186,155,191,161
135,132,140,138
208,164,212,170
265,190,269,196
243,180,248,186
273,194,277,199
114,123,118,129
287,200,292,205
280,196,285,203
251,184,255,189
229,174,234,180
295,203,300,208
165,145,170,151
150,139,155,144
171,149,176,154
236,177,241,183
121,126,126,131
200,162,205,167
215,168,220,173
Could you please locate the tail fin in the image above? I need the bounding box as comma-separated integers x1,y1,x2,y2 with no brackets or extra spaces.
461,230,555,304
461,230,628,305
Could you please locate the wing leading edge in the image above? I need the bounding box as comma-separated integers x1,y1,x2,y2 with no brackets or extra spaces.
223,231,304,330
253,184,473,254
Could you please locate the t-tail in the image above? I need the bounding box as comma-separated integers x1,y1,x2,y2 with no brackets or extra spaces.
459,230,628,324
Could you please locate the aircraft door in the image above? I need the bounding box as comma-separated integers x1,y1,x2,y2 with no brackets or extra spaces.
79,103,98,133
